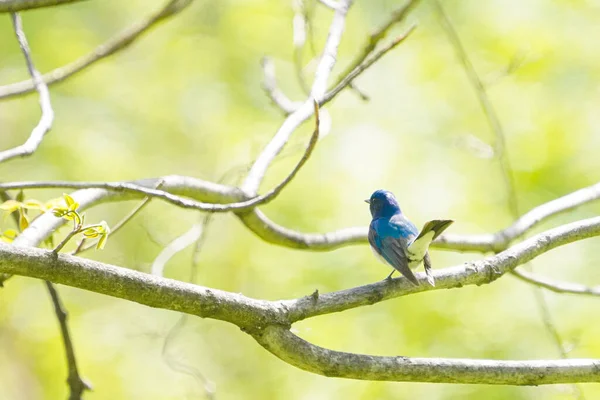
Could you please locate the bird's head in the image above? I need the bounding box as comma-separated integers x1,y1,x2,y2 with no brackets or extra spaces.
365,189,402,218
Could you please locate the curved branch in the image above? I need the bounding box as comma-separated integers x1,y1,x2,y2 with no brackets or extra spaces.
327,0,421,98
0,0,86,12
241,0,352,195
0,242,288,331
0,0,191,100
0,105,319,213
3,217,600,327
511,268,600,297
282,216,600,322
0,12,54,164
253,325,600,384
4,179,600,254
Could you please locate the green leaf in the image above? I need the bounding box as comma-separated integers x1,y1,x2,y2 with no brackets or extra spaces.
83,227,100,238
1,229,18,243
0,200,22,213
52,208,68,218
19,210,29,231
23,199,44,210
63,193,79,211
16,190,25,203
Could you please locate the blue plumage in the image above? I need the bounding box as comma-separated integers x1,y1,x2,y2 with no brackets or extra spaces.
366,190,453,286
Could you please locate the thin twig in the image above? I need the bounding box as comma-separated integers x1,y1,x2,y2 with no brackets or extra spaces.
0,0,192,100
241,0,353,195
161,213,216,398
45,281,92,400
72,194,153,255
435,2,584,398
329,0,422,91
322,25,416,105
512,268,600,297
0,105,319,213
151,223,203,276
292,1,311,95
0,13,54,164
433,0,518,216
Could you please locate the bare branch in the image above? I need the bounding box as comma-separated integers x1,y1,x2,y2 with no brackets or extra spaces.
0,0,86,12
512,268,600,297
0,13,54,164
45,281,91,399
0,105,319,213
253,325,599,384
7,217,600,325
433,0,517,216
434,4,581,396
2,217,600,384
322,25,416,105
241,0,352,195
329,0,421,91
151,223,203,277
71,195,152,255
282,217,600,321
0,0,192,100
4,178,600,256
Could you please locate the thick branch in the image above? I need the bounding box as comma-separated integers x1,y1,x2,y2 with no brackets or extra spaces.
282,216,600,321
2,217,600,383
253,325,600,384
0,242,288,331
5,218,600,324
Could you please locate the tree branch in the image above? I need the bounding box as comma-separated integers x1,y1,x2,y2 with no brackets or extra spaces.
0,105,319,213
0,12,54,164
2,217,600,384
328,0,421,91
322,25,416,106
4,178,600,254
253,325,600,384
45,281,91,399
512,268,600,297
241,0,353,195
0,0,192,100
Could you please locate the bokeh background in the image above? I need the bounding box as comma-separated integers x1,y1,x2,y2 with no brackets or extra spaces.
2,0,600,399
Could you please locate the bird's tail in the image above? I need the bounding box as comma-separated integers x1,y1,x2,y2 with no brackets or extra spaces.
407,220,454,262
415,219,454,242
408,220,453,287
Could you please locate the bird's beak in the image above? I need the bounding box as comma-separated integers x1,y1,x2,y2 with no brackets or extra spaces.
364,199,370,204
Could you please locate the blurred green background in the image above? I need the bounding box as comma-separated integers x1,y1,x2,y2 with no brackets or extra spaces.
2,0,600,399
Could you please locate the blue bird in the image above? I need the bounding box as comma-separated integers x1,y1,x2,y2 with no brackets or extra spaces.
366,189,453,286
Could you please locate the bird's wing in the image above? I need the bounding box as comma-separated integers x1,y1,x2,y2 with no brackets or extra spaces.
407,219,454,260
369,218,420,285
379,236,419,286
